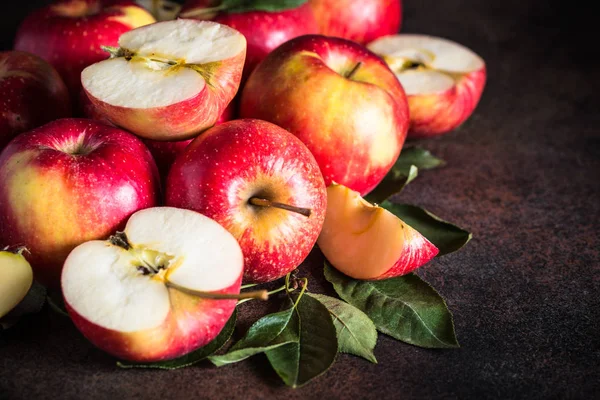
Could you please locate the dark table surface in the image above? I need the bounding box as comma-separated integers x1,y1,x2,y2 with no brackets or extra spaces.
1,1,599,399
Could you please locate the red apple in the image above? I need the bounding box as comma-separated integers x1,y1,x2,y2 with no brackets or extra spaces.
367,34,487,138
165,119,327,283
318,183,438,280
14,0,155,100
240,35,409,196
309,0,402,44
62,206,244,362
0,51,71,150
81,19,246,140
180,0,319,81
0,118,160,288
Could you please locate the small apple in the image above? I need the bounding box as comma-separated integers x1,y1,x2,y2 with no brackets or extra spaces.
166,119,327,283
81,19,246,140
309,0,402,44
14,0,156,99
367,34,487,138
0,248,33,319
240,35,409,196
0,51,71,150
62,206,245,362
0,118,160,288
180,0,319,81
317,183,438,280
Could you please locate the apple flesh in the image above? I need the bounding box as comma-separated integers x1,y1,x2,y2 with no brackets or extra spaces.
0,51,71,150
0,118,160,288
240,35,409,196
309,0,402,44
318,184,438,280
367,34,487,138
62,206,243,362
81,19,246,140
0,249,33,318
14,0,155,99
166,119,327,283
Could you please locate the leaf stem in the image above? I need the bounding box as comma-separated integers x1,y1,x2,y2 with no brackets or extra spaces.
237,284,288,305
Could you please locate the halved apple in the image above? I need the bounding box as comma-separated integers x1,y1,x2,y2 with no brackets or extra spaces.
81,19,246,141
317,184,438,280
61,207,244,362
0,249,33,318
367,34,486,138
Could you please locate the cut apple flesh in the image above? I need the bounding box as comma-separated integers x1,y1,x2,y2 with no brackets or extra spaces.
0,250,33,318
61,207,243,332
367,34,485,95
317,184,438,280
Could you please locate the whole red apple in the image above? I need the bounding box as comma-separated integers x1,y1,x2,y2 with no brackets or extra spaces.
14,0,155,100
180,0,318,81
165,119,327,283
240,35,409,196
0,51,71,150
309,0,402,44
0,118,160,288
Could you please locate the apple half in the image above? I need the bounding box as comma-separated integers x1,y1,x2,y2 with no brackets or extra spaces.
81,19,246,140
367,34,486,138
0,248,33,318
62,207,244,362
317,184,438,280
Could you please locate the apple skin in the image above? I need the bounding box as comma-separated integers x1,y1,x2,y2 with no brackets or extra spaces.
64,278,240,362
165,119,327,283
0,118,160,288
309,0,402,44
14,0,155,100
240,35,409,196
0,51,71,150
406,68,487,138
181,0,319,81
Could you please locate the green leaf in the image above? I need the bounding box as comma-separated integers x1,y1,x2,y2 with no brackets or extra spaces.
47,293,69,318
324,263,459,349
382,202,472,256
209,307,297,366
309,293,378,363
0,281,47,330
266,293,338,388
221,0,308,13
366,146,444,204
117,309,237,370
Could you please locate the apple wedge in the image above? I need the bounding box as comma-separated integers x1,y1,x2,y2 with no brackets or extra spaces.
317,184,438,280
62,207,244,362
81,19,246,140
367,34,486,138
0,248,33,318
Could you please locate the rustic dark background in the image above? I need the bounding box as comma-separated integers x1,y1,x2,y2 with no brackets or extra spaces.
1,1,599,399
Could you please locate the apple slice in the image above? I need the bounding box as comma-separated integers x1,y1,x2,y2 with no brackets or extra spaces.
367,34,486,138
317,184,438,280
62,207,245,362
81,19,246,141
0,248,33,318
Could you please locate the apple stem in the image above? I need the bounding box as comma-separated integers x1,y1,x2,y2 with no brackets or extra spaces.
344,62,362,79
237,284,288,306
165,281,268,301
249,197,312,217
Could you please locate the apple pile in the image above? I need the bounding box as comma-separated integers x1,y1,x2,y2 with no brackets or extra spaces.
1,0,485,377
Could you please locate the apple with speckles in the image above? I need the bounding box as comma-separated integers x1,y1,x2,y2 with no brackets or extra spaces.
165,119,327,283
0,51,71,150
240,35,410,196
14,0,155,100
0,118,160,288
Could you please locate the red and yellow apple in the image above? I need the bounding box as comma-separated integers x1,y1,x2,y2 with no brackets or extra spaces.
166,119,327,283
318,184,438,280
0,51,71,150
62,207,244,362
0,118,160,288
367,34,487,138
14,0,155,99
240,35,409,196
